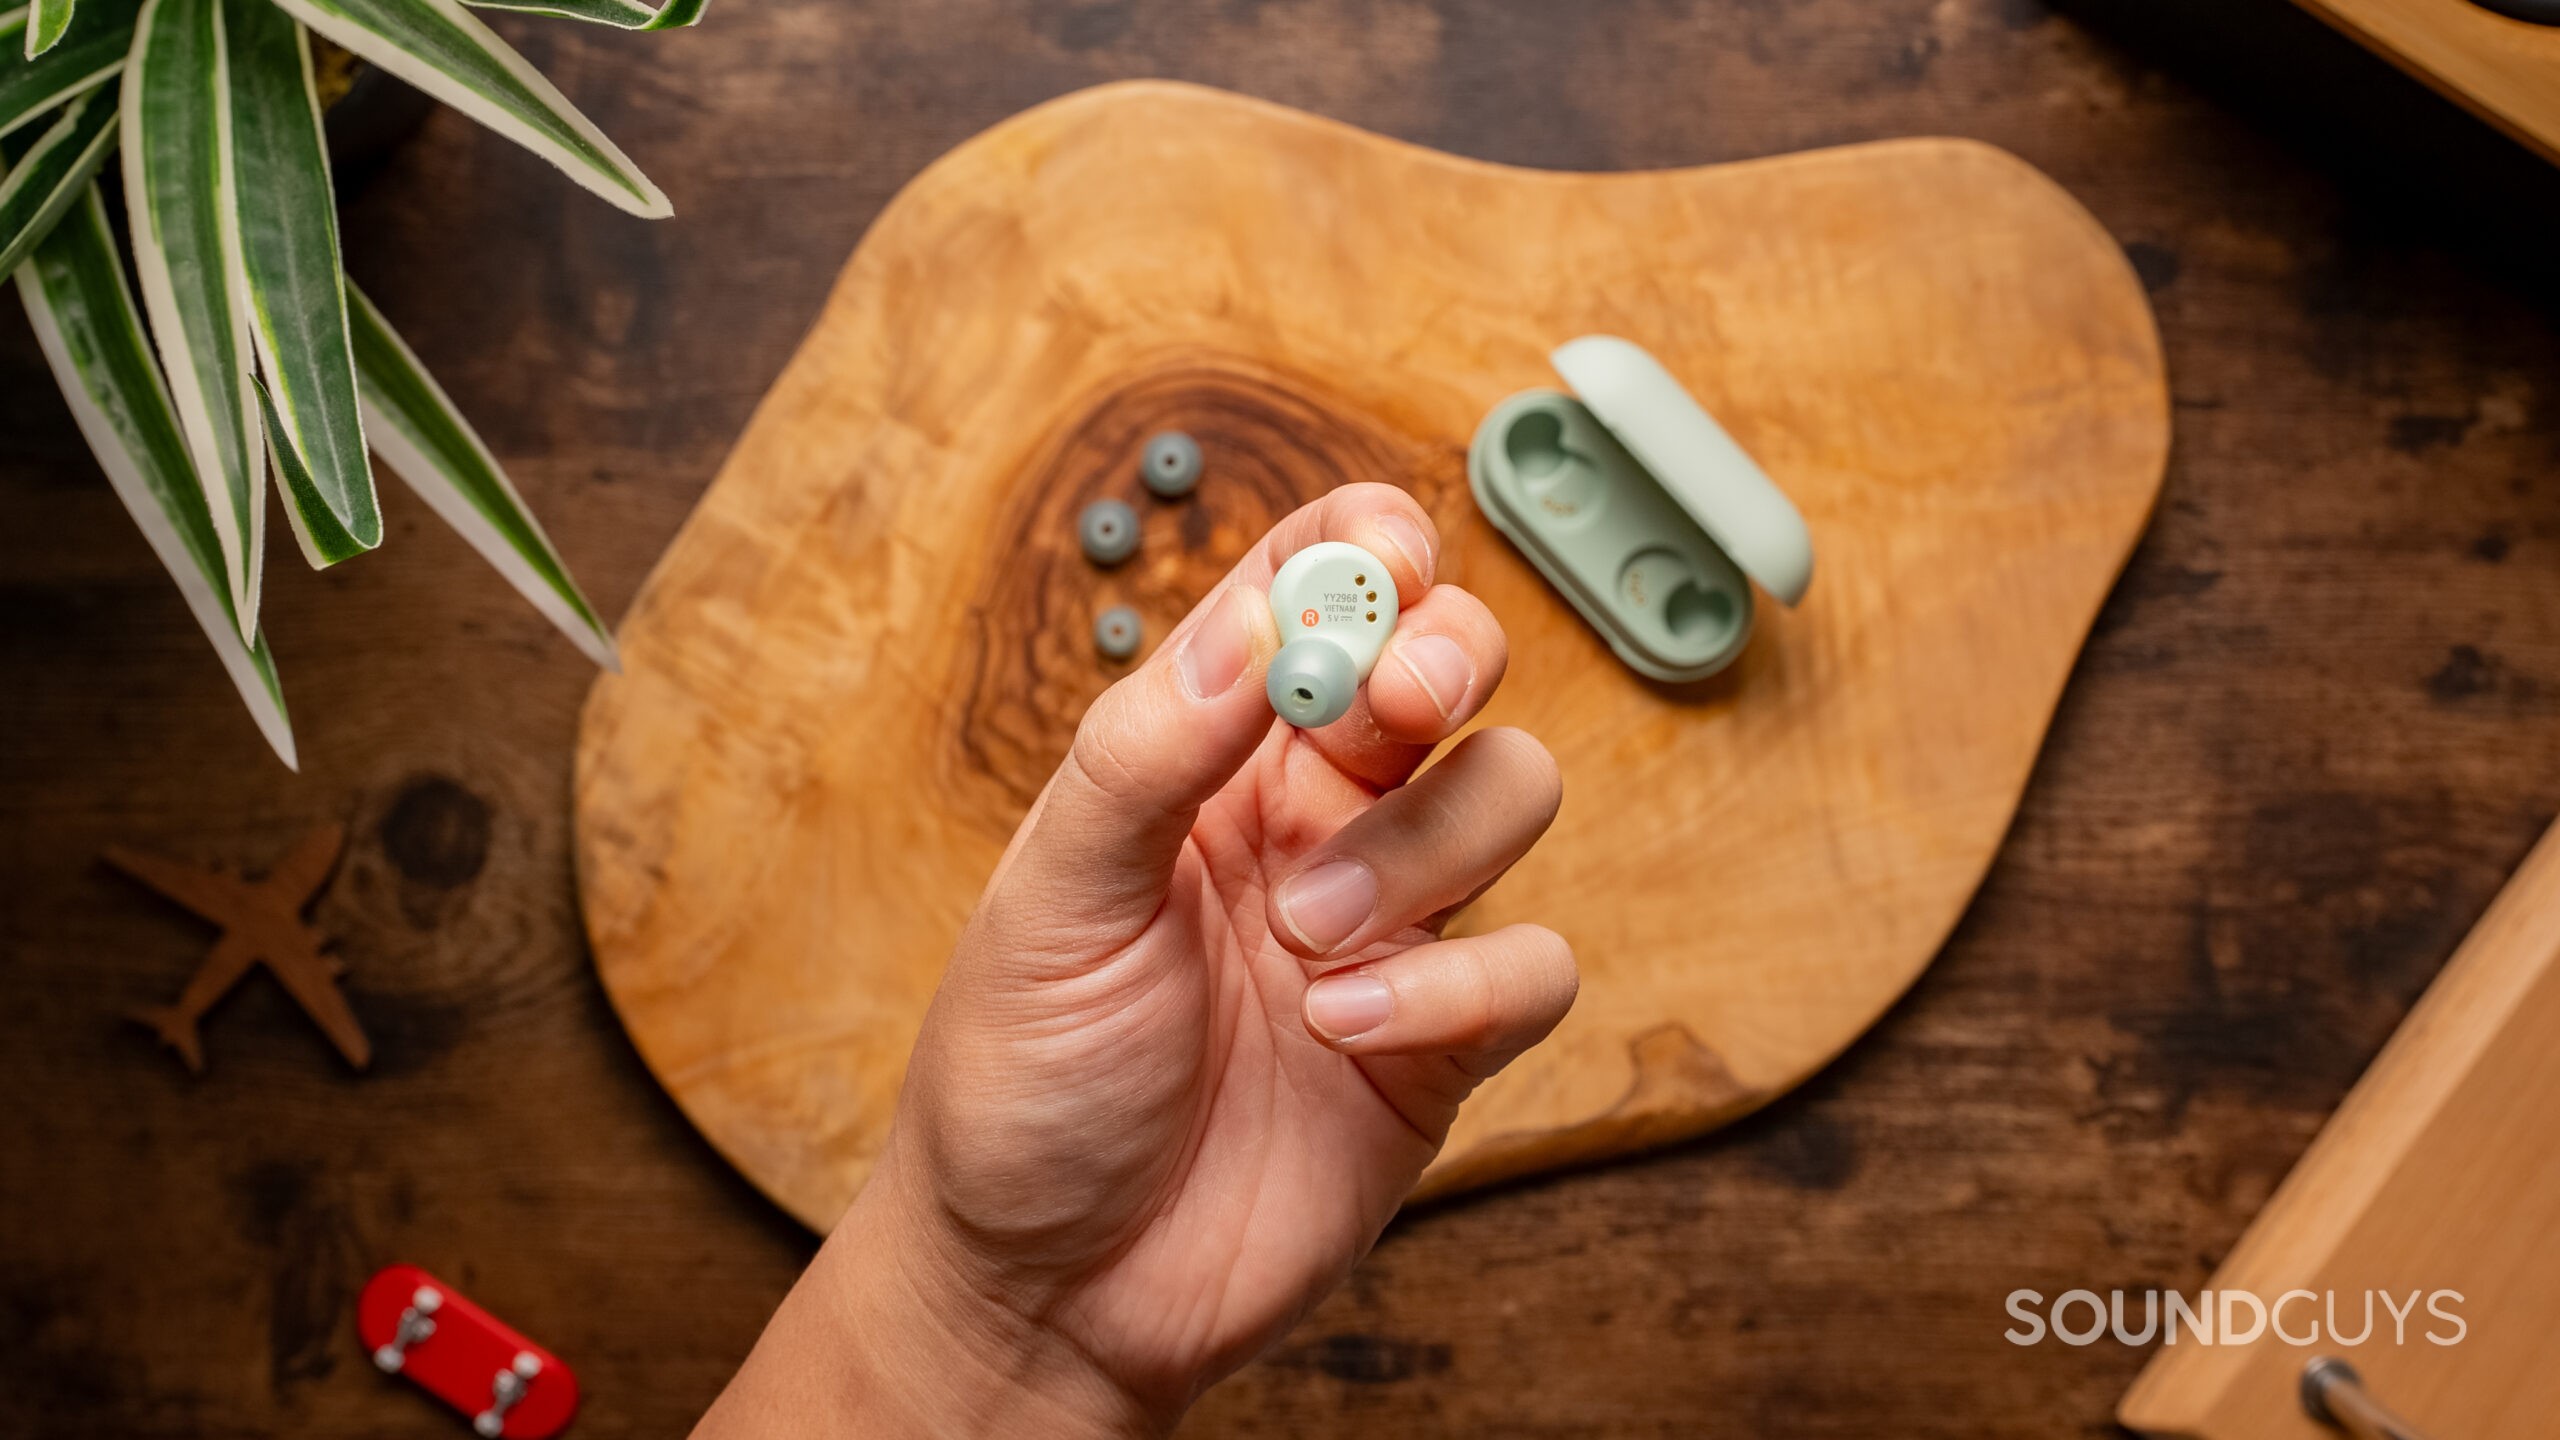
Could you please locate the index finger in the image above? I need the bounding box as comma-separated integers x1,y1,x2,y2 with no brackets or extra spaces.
1219,481,1438,613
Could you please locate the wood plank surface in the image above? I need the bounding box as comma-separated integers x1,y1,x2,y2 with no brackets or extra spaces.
571,82,2169,1230
2119,815,2560,1438
7,3,2560,1436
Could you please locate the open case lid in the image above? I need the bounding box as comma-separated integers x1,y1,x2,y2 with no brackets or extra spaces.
1551,336,1814,606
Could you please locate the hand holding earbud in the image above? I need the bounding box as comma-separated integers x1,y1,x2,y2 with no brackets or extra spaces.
694,485,1573,1440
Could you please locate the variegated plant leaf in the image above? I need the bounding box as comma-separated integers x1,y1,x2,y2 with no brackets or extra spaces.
15,184,296,767
470,0,653,24
466,0,703,29
0,77,115,276
23,0,74,57
224,0,376,563
124,0,265,636
349,283,619,669
265,0,669,216
0,0,139,138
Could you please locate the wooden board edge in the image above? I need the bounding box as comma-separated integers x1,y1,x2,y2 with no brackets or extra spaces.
2291,0,2560,167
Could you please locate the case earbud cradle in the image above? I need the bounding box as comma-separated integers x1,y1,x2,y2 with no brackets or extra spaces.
1468,336,1813,682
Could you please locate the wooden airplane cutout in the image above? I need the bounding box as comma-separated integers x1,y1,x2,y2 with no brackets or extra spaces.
105,823,371,1073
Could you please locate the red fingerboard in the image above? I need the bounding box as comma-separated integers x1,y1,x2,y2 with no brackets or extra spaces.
357,1264,580,1438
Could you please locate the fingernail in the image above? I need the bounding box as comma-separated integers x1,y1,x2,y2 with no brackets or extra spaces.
1375,513,1434,589
1390,633,1474,721
1274,860,1377,954
1178,586,1254,700
1305,972,1394,1041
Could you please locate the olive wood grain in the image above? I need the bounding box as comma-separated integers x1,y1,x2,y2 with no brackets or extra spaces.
572,81,2170,1231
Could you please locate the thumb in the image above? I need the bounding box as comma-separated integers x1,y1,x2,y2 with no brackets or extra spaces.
987,580,1280,943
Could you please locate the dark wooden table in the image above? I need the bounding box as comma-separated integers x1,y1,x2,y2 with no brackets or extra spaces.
8,2,2560,1435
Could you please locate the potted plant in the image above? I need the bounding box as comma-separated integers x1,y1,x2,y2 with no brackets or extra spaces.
0,0,704,768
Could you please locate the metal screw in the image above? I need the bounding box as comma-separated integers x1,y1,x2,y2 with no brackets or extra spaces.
2302,1356,2433,1440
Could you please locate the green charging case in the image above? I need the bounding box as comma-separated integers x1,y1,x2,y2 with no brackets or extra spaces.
1467,336,1814,683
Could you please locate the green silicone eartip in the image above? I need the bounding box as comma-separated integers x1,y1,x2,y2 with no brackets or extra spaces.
1141,432,1202,498
1267,638,1357,728
1079,499,1139,566
1094,605,1142,660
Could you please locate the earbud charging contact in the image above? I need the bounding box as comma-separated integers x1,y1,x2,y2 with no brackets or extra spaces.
1265,541,1400,728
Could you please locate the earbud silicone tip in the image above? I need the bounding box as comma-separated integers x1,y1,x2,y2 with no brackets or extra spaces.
1093,604,1143,660
1079,499,1139,566
1141,431,1202,498
1267,638,1358,729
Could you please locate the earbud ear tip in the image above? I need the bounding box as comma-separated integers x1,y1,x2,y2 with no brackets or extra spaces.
1267,638,1357,728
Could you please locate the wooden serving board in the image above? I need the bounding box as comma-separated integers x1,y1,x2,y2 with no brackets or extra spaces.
2119,814,2560,1439
573,82,2169,1231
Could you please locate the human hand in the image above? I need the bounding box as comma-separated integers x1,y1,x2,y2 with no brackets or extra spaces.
696,485,1574,1437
